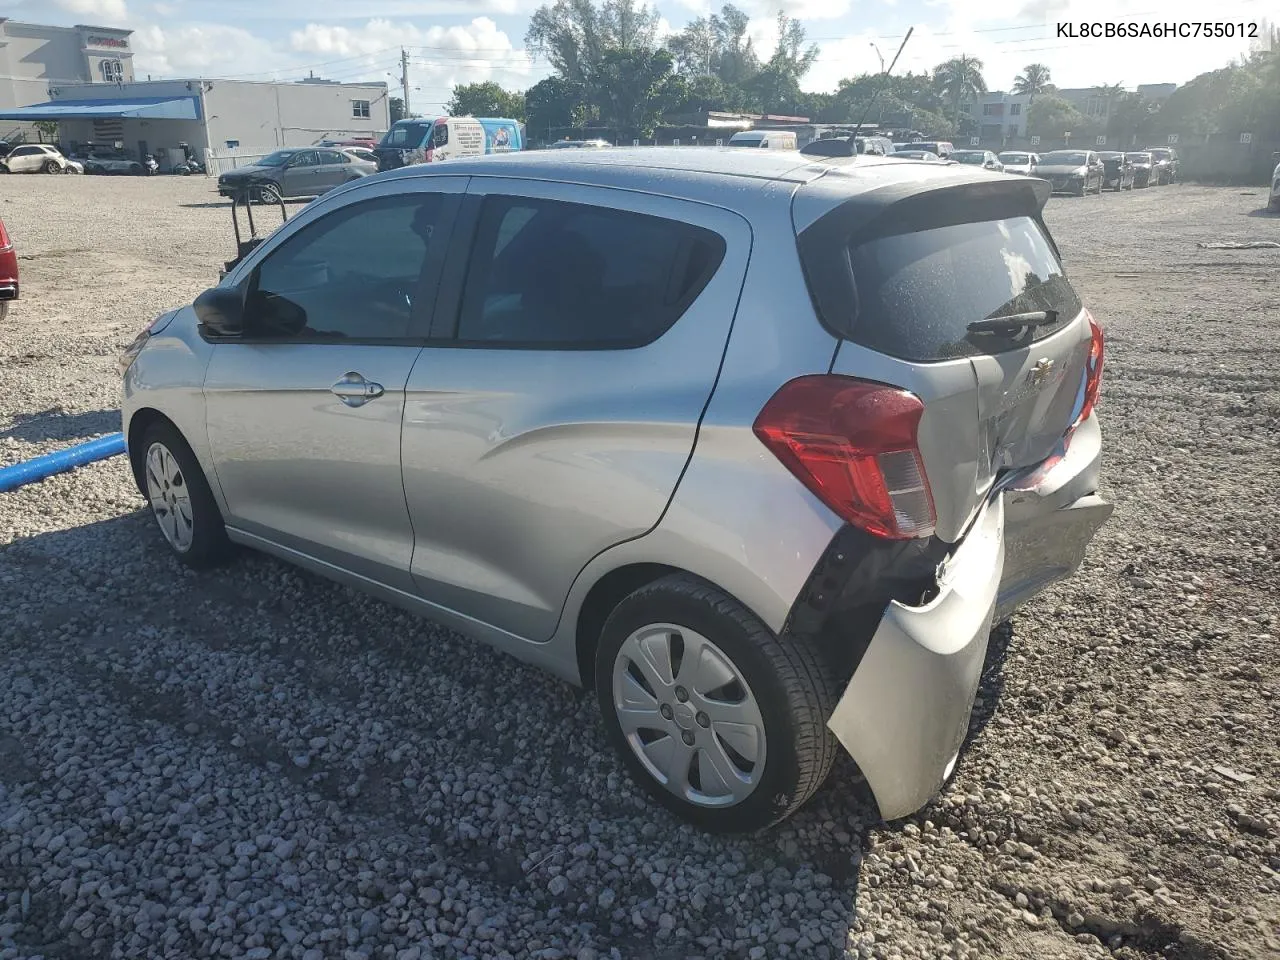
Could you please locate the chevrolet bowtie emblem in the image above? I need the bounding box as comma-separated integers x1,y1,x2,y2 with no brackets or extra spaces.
1028,358,1055,386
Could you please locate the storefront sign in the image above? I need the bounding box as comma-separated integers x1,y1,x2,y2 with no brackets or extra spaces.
88,36,129,49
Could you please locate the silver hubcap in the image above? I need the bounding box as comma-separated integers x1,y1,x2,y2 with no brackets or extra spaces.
144,442,194,552
612,624,766,808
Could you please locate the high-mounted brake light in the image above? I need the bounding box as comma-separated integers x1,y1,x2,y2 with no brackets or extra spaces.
753,376,936,540
1073,310,1105,429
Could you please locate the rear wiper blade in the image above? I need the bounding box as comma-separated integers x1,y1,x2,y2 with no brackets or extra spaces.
967,310,1059,334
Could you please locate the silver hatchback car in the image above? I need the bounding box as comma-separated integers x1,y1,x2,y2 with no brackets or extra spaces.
120,148,1111,832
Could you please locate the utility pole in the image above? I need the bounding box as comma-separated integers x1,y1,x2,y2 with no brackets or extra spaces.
400,48,411,118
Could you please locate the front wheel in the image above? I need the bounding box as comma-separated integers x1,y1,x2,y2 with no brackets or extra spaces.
138,422,233,569
254,182,282,205
595,574,840,833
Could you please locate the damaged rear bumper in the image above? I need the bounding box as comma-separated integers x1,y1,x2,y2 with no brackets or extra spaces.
828,495,1004,820
826,414,1112,820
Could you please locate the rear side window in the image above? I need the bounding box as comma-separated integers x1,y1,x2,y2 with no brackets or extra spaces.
847,217,1082,362
456,196,725,347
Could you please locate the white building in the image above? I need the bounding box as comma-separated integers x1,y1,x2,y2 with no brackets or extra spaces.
961,91,1034,141
0,18,134,142
0,77,390,172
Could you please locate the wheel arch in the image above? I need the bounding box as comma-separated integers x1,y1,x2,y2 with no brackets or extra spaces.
126,407,182,495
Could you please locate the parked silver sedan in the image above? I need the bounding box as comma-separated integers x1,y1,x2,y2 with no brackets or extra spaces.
120,149,1111,831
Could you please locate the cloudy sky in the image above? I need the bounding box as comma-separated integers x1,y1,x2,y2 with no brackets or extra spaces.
19,0,1275,111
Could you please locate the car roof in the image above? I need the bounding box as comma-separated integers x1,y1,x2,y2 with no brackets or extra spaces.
316,146,1046,234
374,146,831,186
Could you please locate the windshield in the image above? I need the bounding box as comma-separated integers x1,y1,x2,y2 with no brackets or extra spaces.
1041,151,1088,165
379,122,432,149
998,153,1029,163
1125,153,1151,162
953,151,985,163
258,151,296,167
1148,149,1171,160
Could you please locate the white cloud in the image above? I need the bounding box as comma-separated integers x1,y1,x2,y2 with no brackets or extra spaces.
50,0,129,23
132,22,280,78
290,18,547,109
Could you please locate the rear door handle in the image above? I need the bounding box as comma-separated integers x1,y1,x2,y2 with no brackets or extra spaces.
331,372,384,408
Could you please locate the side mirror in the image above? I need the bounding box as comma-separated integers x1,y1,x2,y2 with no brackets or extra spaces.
194,285,245,337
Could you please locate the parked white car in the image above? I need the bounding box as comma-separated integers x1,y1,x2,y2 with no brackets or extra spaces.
0,144,77,174
998,151,1039,176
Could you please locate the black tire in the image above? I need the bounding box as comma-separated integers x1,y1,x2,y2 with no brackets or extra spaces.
254,182,282,204
595,573,840,833
43,159,62,174
137,421,233,569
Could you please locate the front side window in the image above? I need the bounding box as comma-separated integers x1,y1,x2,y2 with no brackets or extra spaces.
456,196,725,348
245,194,447,341
289,151,318,167
352,100,370,119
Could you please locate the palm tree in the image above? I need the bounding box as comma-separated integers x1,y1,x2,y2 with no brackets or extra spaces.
934,55,986,124
1012,63,1052,97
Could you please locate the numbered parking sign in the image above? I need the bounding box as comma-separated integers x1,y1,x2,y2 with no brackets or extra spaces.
673,138,681,146
969,136,980,146
632,139,640,147
716,139,723,147
1240,132,1253,144
1029,135,1041,146
1167,134,1178,144
1095,135,1106,145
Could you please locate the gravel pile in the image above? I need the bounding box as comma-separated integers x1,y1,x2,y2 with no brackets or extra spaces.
1,177,1278,959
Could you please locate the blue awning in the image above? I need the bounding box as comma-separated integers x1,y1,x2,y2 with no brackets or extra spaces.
0,97,200,121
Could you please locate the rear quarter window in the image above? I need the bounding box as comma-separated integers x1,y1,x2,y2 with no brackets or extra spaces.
845,216,1082,362
456,196,726,348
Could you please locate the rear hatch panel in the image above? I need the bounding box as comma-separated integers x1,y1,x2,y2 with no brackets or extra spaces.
796,169,1090,543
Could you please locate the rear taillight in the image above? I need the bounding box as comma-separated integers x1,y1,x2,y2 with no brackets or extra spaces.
753,376,936,540
1073,311,1105,428
0,219,10,252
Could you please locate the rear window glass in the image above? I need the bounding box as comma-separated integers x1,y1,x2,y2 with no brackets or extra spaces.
847,216,1082,362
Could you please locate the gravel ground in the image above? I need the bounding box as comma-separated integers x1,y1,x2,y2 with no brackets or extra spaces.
1,175,1278,960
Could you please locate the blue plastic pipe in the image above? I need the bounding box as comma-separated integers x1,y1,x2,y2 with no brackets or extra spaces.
0,433,128,493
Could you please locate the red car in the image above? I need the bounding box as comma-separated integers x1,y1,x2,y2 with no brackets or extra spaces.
0,217,16,322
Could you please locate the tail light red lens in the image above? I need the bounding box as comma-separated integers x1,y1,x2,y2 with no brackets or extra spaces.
753,376,937,540
1073,311,1105,428
0,219,11,252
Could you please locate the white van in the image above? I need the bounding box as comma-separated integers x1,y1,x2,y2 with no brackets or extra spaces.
374,116,523,171
727,130,798,151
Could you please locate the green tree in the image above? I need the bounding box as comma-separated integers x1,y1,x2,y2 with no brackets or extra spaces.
745,12,818,114
1026,94,1091,138
1012,64,1052,97
526,0,662,85
34,120,58,143
446,81,526,120
934,55,986,124
389,97,407,123
525,75,589,140
591,47,679,138
1106,92,1158,144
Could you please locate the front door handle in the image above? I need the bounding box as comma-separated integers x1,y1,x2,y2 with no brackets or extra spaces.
331,372,384,408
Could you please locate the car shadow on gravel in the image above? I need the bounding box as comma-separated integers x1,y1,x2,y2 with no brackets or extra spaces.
0,408,120,444
1244,207,1280,217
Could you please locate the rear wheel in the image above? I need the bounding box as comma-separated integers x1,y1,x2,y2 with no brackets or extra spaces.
43,159,62,174
138,421,233,569
595,574,840,833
